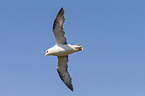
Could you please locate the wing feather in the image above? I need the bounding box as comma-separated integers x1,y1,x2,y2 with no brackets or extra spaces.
53,7,67,45
57,56,73,91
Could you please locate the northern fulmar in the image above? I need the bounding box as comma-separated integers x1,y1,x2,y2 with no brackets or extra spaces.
44,7,83,91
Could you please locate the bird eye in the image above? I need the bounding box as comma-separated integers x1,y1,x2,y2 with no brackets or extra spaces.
46,51,48,53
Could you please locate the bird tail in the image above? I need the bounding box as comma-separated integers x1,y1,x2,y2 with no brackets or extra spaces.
73,43,83,51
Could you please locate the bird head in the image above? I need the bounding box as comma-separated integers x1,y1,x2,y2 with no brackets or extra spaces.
44,50,49,57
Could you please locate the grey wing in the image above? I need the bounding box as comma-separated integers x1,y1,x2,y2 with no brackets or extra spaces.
57,56,73,91
53,7,67,45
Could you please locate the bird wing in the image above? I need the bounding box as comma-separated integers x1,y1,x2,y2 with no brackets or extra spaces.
53,7,67,45
57,56,73,91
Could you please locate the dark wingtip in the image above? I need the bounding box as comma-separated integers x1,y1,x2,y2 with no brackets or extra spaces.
56,7,64,18
59,7,64,13
70,87,74,91
53,7,65,30
67,84,73,91
64,77,74,91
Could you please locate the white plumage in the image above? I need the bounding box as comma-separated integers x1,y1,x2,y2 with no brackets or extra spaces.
44,7,83,91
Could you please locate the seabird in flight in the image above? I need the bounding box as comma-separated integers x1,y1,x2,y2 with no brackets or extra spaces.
44,7,83,91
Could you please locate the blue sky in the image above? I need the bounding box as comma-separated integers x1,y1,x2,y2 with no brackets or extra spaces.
0,0,145,96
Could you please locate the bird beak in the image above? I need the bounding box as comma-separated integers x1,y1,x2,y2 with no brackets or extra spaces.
44,52,49,57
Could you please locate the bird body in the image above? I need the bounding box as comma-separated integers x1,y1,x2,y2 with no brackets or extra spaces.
44,7,83,91
45,44,82,56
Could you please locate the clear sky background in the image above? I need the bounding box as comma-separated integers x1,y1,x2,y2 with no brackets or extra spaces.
0,0,145,96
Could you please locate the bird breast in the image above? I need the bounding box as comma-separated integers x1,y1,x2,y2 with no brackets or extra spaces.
49,44,75,56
